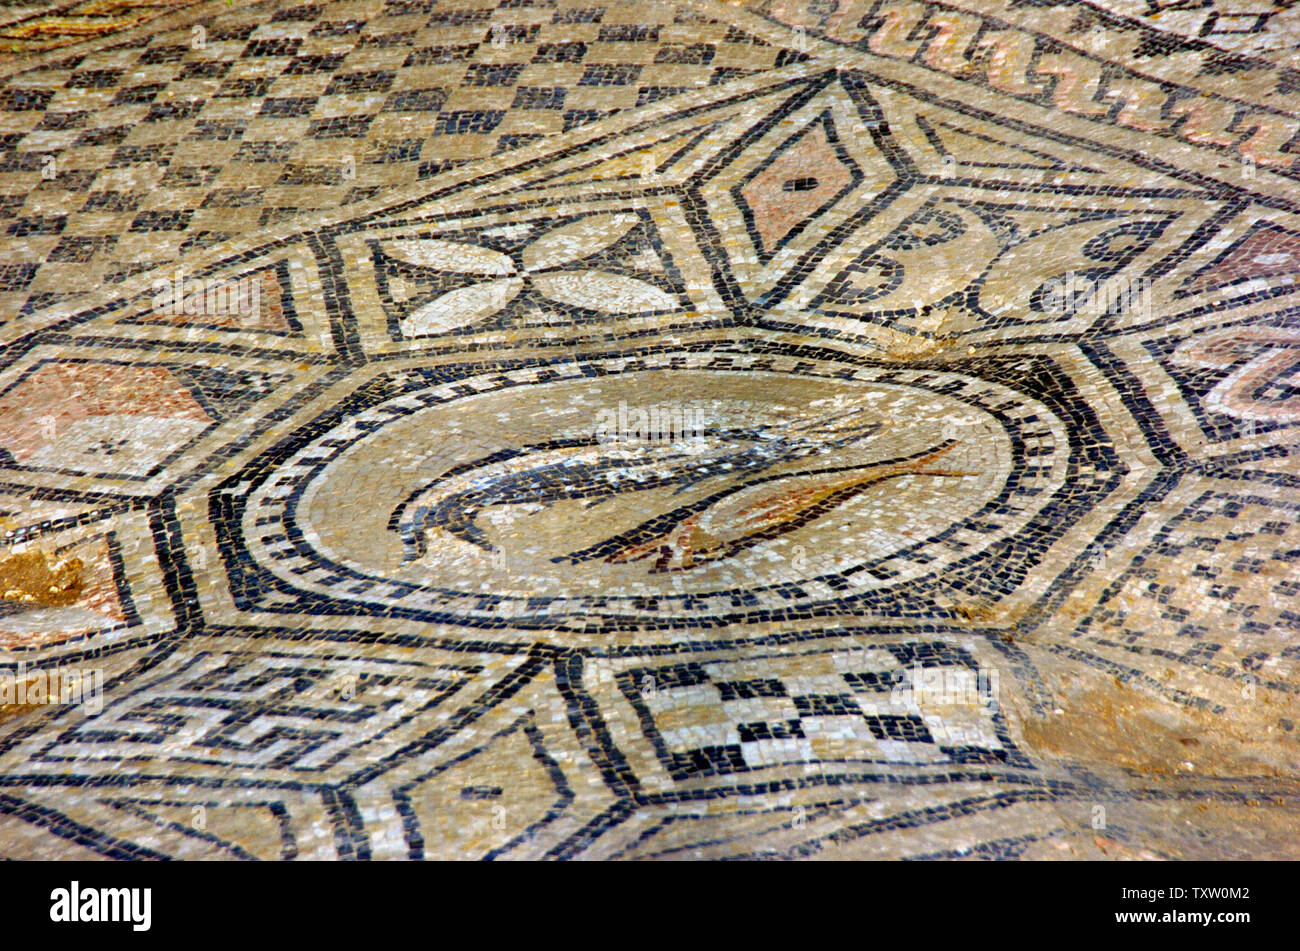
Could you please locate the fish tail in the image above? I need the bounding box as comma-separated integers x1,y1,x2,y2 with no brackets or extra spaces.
398,505,497,563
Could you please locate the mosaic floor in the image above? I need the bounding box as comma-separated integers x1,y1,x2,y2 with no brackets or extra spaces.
0,0,1296,861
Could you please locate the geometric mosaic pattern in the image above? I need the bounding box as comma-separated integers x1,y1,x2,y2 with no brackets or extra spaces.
0,0,807,319
0,0,1298,860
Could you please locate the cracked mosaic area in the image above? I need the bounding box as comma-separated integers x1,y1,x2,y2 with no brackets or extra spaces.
0,0,1296,860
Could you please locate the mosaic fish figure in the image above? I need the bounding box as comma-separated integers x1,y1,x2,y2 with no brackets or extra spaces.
563,440,968,572
391,410,963,569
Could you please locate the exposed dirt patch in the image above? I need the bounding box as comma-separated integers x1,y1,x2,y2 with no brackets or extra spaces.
0,672,62,727
0,550,84,607
1018,669,1296,779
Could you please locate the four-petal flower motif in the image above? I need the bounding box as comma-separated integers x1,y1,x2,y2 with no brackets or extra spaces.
384,213,680,337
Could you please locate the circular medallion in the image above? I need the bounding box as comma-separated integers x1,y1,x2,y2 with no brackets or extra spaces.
240,350,1068,634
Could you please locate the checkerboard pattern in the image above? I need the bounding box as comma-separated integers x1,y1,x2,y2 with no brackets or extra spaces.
1077,487,1300,700
0,0,806,319
618,643,1018,782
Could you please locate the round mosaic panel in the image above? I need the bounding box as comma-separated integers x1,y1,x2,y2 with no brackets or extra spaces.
237,350,1066,632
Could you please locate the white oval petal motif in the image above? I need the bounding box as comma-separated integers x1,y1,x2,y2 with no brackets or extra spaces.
384,239,516,276
532,269,678,314
400,277,524,337
522,213,641,272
